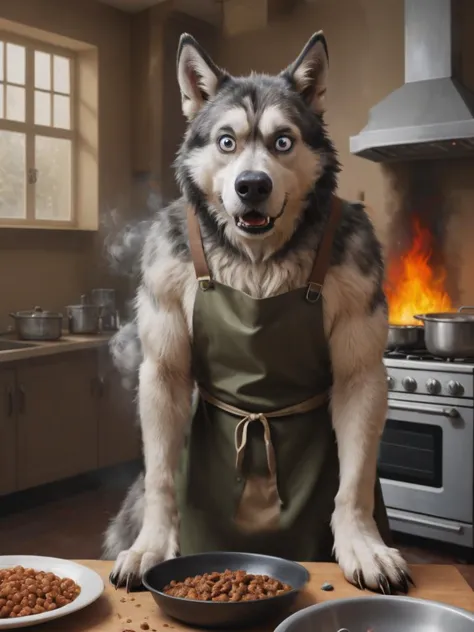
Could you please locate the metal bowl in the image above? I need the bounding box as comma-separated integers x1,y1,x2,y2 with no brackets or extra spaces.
274,596,474,632
143,552,309,629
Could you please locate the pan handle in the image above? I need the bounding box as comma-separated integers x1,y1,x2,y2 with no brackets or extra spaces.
458,306,474,313
413,314,425,322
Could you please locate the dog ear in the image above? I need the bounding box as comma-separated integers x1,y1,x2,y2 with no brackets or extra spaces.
282,31,328,113
177,33,227,120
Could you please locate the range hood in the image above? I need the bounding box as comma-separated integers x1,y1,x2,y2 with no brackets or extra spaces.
350,0,474,162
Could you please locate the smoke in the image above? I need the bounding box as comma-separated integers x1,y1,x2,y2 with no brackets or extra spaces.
100,190,166,388
100,191,165,280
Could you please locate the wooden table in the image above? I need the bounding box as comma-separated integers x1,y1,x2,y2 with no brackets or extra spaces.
37,561,474,631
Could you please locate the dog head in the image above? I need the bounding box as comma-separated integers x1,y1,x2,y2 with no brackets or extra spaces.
175,32,338,254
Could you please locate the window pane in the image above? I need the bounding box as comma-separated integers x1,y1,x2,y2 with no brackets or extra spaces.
6,43,25,85
0,42,3,82
35,136,71,220
0,85,3,118
6,85,25,122
53,55,70,94
53,94,70,129
0,131,26,218
35,51,51,91
35,90,50,126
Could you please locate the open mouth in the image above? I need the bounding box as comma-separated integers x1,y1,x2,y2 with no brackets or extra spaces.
235,210,274,235
234,195,288,236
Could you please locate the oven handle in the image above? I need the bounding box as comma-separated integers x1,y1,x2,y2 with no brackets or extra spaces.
388,401,460,418
387,510,464,534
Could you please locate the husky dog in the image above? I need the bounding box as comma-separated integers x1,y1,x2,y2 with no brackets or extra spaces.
106,31,411,594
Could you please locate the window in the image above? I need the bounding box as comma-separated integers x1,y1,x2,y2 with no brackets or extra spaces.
0,34,75,225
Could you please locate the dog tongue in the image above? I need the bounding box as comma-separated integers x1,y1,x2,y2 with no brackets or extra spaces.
242,211,267,226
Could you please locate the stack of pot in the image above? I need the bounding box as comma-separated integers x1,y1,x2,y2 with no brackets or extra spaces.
91,288,119,331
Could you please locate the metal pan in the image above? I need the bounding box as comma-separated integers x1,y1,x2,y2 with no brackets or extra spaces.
414,306,474,358
387,325,425,351
142,552,309,629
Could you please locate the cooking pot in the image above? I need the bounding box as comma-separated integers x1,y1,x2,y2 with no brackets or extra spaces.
66,295,101,335
414,306,474,358
10,306,63,341
387,324,425,351
91,288,118,331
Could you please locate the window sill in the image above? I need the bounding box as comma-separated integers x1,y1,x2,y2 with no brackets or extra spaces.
0,219,98,231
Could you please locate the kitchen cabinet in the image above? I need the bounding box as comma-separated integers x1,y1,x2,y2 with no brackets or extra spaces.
0,369,16,495
97,348,141,468
0,344,140,497
17,352,98,490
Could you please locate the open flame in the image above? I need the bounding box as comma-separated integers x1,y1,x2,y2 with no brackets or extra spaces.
385,219,453,325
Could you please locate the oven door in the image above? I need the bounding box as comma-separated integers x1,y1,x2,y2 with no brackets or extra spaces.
379,400,473,523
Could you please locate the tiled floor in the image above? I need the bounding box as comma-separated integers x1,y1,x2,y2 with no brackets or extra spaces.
1,466,473,589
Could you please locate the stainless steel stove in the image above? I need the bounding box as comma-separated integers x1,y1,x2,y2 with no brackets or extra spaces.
380,350,474,548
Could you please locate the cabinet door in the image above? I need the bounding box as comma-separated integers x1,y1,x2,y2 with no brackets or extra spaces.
0,369,16,495
17,352,98,490
97,348,141,468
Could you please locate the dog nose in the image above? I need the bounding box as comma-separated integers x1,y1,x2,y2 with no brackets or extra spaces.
235,171,273,204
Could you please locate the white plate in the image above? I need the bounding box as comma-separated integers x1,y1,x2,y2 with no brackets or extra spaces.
0,556,104,630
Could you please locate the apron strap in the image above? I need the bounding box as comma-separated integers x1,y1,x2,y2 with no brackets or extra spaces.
306,195,343,303
186,204,213,291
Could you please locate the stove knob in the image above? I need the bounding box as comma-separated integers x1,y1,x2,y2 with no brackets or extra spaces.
426,378,441,395
387,375,395,390
402,376,417,393
448,380,464,397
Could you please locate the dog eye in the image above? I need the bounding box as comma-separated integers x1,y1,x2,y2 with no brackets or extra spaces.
274,136,293,153
218,135,236,153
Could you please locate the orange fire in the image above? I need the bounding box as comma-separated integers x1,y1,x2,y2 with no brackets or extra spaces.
385,219,453,325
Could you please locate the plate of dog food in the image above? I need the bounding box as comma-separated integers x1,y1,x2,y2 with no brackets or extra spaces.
142,551,310,628
0,556,104,629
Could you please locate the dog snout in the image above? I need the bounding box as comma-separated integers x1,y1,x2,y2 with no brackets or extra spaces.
235,170,273,205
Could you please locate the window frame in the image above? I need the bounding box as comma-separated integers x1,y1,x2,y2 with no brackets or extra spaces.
0,31,77,227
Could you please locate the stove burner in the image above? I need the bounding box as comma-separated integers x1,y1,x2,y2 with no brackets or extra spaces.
384,349,473,363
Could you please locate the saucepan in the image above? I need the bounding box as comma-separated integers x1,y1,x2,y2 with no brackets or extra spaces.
414,306,474,358
9,306,63,341
274,596,474,632
387,324,424,351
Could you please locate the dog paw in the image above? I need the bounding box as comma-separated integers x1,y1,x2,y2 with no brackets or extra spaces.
109,526,179,591
333,510,413,595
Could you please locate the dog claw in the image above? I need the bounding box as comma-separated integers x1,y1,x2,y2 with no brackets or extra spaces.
396,571,409,594
353,569,365,591
403,570,416,588
125,574,133,594
378,574,392,595
109,572,118,587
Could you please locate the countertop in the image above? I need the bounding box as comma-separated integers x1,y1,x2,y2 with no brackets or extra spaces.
0,333,112,364
35,560,474,631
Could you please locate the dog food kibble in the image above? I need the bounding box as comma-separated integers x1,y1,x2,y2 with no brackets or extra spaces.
0,566,81,619
163,569,292,602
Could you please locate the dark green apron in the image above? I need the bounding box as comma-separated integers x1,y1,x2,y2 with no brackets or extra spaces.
177,197,391,561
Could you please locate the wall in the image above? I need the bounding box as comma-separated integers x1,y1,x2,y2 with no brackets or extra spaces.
130,5,218,202
216,0,474,303
0,0,131,329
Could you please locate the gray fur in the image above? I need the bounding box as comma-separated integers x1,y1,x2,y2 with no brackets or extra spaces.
104,31,388,567
103,473,144,559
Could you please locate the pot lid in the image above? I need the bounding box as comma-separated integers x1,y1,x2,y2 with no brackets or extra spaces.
66,294,97,310
14,306,63,319
415,312,474,323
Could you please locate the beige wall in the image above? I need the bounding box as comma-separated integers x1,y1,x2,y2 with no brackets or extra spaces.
216,0,474,303
0,0,131,329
